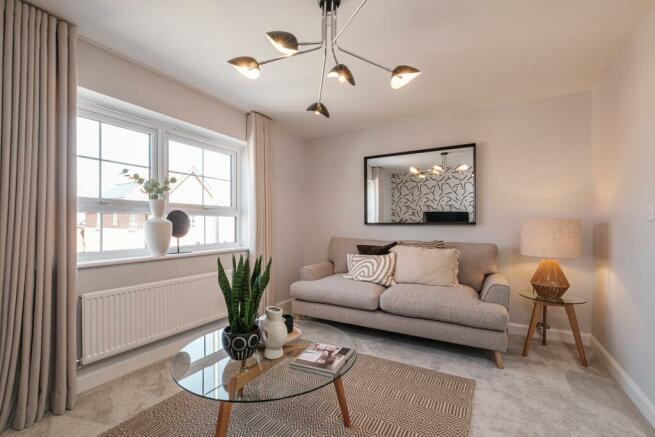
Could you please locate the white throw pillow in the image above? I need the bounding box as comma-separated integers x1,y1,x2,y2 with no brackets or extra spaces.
343,253,396,287
391,246,460,286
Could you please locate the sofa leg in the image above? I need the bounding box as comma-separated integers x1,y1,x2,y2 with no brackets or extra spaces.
493,351,504,369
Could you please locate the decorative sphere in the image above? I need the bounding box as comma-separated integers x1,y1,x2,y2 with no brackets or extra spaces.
166,210,190,238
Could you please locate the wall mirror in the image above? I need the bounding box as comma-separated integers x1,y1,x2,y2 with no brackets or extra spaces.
364,144,476,225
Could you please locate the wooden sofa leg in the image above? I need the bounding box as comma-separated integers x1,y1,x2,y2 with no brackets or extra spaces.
493,351,504,369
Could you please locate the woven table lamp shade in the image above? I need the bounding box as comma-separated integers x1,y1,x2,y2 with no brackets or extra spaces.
521,219,581,298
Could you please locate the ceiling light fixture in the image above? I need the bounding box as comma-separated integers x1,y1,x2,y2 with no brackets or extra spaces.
227,0,421,118
408,153,473,178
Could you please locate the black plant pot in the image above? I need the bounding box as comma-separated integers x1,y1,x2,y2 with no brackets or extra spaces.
221,326,260,361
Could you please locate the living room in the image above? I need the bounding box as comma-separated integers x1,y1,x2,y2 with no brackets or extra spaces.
1,0,654,436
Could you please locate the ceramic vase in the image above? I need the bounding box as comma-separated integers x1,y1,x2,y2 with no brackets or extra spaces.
145,199,172,256
261,306,287,360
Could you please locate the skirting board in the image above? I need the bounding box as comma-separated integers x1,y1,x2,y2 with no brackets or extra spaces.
508,323,591,346
591,336,655,429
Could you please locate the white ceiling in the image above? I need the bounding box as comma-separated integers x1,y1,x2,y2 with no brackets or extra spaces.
32,0,653,139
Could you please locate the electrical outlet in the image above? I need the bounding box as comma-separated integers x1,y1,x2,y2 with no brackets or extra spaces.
648,205,655,222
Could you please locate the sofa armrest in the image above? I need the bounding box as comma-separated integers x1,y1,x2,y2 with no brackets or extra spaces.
480,273,510,309
299,262,334,281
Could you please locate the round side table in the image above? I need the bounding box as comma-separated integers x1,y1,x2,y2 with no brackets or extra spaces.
519,290,588,367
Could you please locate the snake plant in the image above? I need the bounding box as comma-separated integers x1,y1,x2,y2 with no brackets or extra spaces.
217,254,272,335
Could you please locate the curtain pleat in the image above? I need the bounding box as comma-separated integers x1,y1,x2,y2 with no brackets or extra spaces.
247,112,276,309
0,0,77,431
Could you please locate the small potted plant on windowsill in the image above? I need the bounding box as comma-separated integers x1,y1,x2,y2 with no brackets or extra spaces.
122,169,177,256
217,254,272,361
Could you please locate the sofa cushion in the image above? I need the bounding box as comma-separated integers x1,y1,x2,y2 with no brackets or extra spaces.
379,283,508,331
290,274,385,311
357,242,398,255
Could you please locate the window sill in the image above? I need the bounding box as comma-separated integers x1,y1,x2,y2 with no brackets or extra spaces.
77,247,249,269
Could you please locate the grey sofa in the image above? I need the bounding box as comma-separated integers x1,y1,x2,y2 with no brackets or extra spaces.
290,237,510,368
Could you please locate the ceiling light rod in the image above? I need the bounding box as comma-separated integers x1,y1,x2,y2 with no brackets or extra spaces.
317,3,328,104
332,0,368,43
331,12,339,65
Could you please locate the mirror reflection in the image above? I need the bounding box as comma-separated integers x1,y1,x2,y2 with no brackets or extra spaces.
365,144,476,224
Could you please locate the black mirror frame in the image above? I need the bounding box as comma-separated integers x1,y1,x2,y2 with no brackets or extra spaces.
364,143,477,226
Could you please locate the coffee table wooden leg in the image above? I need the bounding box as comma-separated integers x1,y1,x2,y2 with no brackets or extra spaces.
215,401,232,437
522,301,542,357
565,304,588,367
333,377,352,428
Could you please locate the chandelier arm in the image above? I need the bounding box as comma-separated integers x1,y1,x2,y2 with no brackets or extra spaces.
333,0,368,43
298,41,322,46
317,3,328,103
258,43,323,66
336,45,393,72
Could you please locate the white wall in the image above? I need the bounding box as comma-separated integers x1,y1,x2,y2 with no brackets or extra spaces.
304,92,595,333
591,5,655,422
78,40,246,141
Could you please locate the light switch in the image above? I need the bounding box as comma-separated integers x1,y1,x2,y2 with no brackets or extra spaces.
649,205,655,222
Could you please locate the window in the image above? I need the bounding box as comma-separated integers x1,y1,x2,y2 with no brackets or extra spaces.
76,101,242,261
166,137,237,246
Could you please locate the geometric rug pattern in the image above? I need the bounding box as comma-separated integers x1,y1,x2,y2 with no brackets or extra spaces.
100,354,474,437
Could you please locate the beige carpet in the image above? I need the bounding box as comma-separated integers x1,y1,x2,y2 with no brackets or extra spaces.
100,354,474,437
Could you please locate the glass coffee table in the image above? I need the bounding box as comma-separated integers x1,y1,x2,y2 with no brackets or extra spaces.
171,320,358,437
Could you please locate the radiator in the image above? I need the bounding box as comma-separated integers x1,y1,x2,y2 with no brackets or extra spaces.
80,271,228,365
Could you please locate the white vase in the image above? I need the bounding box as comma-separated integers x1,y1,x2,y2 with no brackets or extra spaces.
145,199,172,256
261,306,287,360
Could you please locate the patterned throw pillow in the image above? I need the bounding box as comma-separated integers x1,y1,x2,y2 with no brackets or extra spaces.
343,253,396,287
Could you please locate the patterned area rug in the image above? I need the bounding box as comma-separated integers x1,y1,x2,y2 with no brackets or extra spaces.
100,354,474,437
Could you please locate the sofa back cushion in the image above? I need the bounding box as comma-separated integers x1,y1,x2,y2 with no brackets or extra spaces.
328,237,498,291
443,242,498,291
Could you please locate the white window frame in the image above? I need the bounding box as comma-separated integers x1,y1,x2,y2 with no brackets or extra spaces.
77,97,243,263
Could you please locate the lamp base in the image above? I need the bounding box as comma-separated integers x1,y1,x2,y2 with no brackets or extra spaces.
530,259,570,299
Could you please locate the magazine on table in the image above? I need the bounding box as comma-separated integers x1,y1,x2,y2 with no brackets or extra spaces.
290,343,354,376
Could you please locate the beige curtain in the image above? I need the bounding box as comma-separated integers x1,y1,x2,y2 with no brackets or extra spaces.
246,112,275,309
0,0,77,431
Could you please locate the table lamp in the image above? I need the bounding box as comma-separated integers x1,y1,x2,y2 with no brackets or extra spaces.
520,219,581,299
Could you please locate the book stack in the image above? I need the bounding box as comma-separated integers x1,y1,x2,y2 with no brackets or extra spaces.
290,343,354,377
